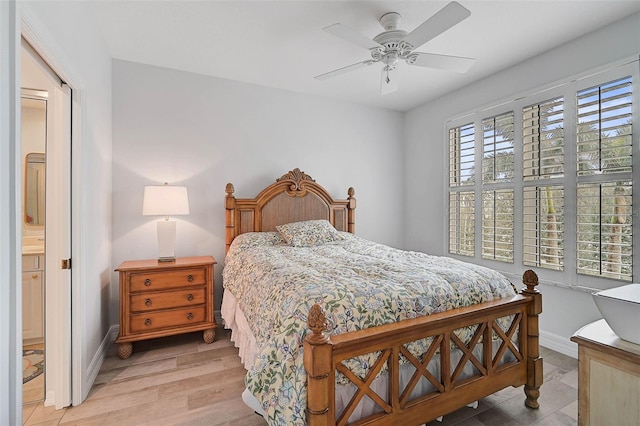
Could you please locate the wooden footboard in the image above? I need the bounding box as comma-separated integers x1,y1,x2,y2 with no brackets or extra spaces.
304,270,543,426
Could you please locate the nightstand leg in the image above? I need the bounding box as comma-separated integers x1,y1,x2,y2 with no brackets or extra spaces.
203,328,216,344
118,342,133,359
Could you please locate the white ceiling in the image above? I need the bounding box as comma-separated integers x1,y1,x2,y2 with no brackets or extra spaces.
89,1,640,112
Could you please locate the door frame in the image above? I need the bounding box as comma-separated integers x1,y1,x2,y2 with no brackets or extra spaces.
20,3,84,410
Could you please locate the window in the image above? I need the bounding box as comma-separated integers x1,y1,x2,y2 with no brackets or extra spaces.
577,182,632,280
449,192,475,256
522,97,565,270
576,76,633,281
449,123,475,186
446,62,637,289
576,77,632,176
482,189,513,262
480,112,514,263
523,97,564,180
523,186,564,270
449,124,475,256
482,112,514,183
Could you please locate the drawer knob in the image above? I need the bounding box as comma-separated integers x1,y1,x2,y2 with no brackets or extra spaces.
32,274,39,279
187,274,194,282
144,318,152,326
145,298,152,306
187,313,193,320
144,278,152,287
187,294,194,301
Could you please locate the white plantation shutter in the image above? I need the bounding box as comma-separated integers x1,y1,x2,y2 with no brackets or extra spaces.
523,97,564,180
449,123,475,257
444,62,636,289
480,112,514,263
523,186,564,270
522,97,565,270
576,76,633,281
482,189,514,262
449,123,475,186
577,76,632,176
482,112,514,183
577,182,633,281
449,191,475,256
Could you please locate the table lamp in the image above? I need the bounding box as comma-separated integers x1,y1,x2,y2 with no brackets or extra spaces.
142,183,190,262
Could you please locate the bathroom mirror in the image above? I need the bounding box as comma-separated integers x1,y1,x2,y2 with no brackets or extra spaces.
24,152,46,226
22,92,47,227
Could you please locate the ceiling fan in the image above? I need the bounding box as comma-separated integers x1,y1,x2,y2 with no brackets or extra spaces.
315,1,475,95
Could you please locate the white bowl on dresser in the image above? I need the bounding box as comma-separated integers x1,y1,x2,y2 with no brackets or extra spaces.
592,283,640,345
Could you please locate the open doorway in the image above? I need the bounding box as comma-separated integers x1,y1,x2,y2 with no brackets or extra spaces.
21,88,47,404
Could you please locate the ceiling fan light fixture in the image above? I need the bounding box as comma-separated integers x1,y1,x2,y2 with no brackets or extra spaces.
384,52,399,67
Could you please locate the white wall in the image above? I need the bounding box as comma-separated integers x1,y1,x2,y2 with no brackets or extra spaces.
404,13,640,354
111,60,404,317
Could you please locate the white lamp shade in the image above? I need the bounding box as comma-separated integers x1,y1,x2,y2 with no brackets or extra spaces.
142,185,190,216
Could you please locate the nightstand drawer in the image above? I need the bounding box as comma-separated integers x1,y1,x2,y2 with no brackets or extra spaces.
130,268,205,292
130,306,206,333
130,288,206,312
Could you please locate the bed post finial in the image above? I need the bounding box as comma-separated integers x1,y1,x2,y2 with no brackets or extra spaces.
521,269,542,409
307,304,330,344
304,304,333,425
225,183,237,254
523,269,539,293
347,187,356,234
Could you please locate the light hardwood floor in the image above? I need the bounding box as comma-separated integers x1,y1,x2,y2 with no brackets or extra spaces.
23,326,578,425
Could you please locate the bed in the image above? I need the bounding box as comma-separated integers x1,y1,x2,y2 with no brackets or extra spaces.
222,168,542,426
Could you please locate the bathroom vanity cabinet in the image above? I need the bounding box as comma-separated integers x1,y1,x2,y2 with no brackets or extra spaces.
22,254,44,343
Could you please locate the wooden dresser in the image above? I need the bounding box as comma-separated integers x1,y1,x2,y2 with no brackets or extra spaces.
115,256,216,359
571,319,640,426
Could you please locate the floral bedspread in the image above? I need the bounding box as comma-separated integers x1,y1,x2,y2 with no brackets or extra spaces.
222,232,516,425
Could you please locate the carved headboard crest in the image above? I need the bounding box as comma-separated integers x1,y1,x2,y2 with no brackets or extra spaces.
276,168,315,195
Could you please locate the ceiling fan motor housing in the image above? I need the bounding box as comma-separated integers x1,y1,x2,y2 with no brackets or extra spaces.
372,12,418,64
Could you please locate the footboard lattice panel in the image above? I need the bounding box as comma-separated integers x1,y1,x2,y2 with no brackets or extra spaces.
305,296,533,426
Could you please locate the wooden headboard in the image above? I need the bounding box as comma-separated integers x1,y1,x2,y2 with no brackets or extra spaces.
225,168,356,252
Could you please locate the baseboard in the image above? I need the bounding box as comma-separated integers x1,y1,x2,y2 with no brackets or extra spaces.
540,330,578,359
110,325,120,341
81,325,119,402
44,391,55,407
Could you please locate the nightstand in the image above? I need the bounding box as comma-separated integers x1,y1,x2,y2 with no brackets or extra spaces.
115,256,217,359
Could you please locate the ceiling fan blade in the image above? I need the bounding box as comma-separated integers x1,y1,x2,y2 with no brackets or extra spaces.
407,52,475,73
323,23,382,50
400,1,471,50
315,60,376,81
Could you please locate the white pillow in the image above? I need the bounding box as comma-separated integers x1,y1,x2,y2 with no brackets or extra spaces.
276,220,344,247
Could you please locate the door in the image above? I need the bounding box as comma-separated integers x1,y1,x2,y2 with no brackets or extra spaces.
45,80,72,409
21,38,72,409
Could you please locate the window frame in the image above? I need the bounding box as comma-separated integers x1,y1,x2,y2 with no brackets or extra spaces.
444,59,639,291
